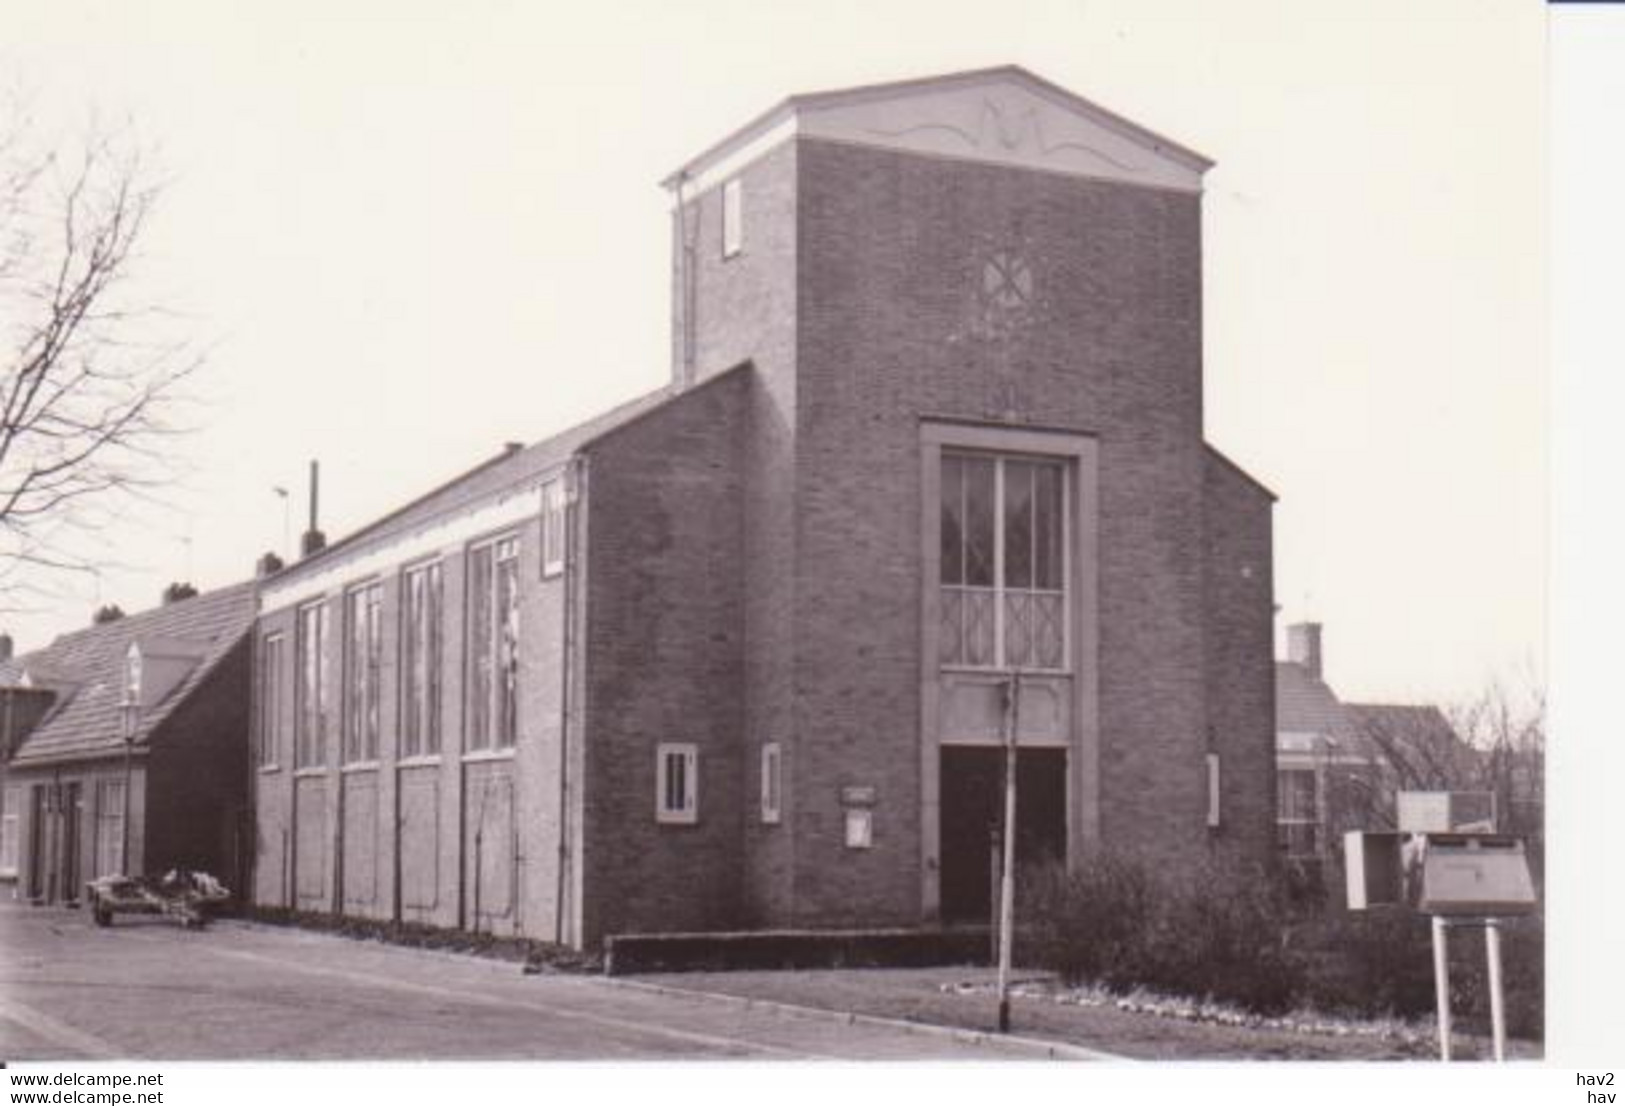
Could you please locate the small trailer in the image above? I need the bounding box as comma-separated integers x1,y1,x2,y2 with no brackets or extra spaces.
85,870,230,929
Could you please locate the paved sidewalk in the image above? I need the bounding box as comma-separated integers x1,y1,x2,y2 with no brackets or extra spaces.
0,903,1078,1061
633,968,1536,1061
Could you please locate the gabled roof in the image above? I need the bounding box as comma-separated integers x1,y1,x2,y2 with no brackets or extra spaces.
1275,660,1349,738
258,366,755,612
1346,703,1455,740
665,65,1211,197
1344,702,1474,780
1,582,255,766
263,383,681,596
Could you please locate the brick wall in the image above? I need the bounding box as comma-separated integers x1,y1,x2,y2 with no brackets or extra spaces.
252,496,570,940
785,138,1220,915
147,635,252,890
1201,449,1279,867
579,368,748,943
677,144,802,925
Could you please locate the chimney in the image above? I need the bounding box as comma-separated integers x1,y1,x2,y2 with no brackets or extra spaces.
256,550,285,578
162,582,199,605
1287,622,1323,681
300,459,326,557
0,632,12,662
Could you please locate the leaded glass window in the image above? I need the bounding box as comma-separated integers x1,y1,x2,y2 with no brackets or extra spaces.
343,582,383,763
401,561,443,758
468,536,520,750
295,601,330,768
940,452,1068,670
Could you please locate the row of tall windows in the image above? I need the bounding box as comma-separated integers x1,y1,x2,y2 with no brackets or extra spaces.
269,534,521,769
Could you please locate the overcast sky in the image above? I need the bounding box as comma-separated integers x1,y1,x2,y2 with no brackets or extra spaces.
1,0,1544,707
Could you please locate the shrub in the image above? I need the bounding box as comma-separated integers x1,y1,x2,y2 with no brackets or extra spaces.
1020,853,1304,1015
1018,852,1544,1038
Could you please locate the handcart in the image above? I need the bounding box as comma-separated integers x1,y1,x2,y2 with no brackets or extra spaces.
85,870,230,929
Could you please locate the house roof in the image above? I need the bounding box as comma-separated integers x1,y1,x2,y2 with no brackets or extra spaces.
260,366,756,609
264,382,682,593
1344,701,1472,779
1346,703,1455,739
1,582,256,766
1274,660,1350,738
664,65,1211,197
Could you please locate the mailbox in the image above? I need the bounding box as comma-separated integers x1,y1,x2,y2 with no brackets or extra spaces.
1411,833,1537,917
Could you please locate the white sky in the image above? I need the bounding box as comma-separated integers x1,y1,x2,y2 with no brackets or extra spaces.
1,0,1545,708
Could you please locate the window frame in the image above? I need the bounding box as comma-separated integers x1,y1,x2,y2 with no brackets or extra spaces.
400,559,444,760
294,599,331,770
938,449,1071,672
0,787,18,877
93,778,125,878
540,479,566,578
721,177,743,259
760,743,781,825
1276,767,1321,857
466,533,522,752
257,632,285,769
656,742,699,825
342,580,384,765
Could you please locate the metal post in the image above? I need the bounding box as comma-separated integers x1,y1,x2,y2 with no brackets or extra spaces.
1485,919,1507,1062
988,824,1001,965
120,705,136,876
1431,915,1452,1061
995,670,1022,1034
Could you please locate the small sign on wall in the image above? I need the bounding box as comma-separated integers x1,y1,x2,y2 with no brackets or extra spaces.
844,808,873,849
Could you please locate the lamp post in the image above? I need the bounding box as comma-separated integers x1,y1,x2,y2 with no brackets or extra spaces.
995,668,1022,1033
120,702,138,875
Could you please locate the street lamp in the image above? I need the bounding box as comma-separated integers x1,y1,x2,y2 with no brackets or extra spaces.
120,702,138,875
994,668,1022,1034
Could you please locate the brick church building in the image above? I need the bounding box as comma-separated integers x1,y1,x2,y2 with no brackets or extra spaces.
249,66,1277,949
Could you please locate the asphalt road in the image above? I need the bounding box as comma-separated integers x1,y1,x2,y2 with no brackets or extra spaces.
0,902,1063,1061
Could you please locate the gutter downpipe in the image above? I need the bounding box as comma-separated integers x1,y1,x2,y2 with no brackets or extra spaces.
554,454,586,947
673,171,697,389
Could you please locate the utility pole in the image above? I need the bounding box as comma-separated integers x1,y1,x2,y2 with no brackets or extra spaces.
996,668,1022,1033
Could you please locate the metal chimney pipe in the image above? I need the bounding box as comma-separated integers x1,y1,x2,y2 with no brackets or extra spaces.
309,460,320,534
299,459,327,558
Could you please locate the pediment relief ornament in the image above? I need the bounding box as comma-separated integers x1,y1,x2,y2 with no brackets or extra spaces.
865,96,1148,177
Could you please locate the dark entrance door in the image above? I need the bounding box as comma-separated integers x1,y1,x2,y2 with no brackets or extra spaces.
59,782,82,905
939,746,1066,923
26,784,47,902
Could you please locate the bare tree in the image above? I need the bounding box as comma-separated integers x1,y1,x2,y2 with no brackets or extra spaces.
0,100,196,606
1341,682,1545,845
1447,681,1546,844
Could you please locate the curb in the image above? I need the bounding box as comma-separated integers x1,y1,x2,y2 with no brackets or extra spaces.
594,976,1132,1062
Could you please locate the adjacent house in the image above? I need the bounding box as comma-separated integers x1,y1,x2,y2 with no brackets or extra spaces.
0,584,255,904
1274,621,1480,877
250,66,1279,951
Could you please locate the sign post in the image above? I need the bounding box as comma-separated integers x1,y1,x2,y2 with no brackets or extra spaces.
1346,823,1535,1063
1485,920,1506,1062
1431,915,1452,1062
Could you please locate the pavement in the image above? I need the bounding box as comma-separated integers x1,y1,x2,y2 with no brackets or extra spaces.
0,902,1084,1062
